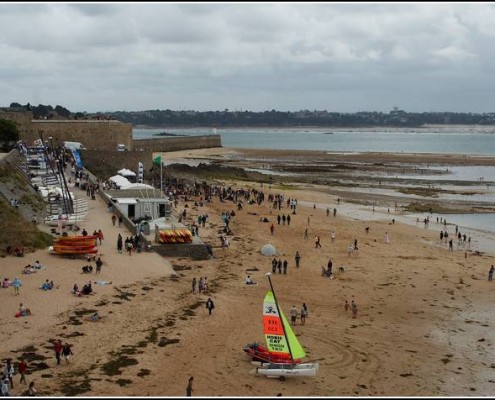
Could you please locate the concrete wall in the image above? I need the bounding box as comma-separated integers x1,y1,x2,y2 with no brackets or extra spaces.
133,135,222,152
80,149,154,175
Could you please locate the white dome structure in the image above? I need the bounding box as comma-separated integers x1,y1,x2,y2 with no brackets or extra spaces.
261,244,277,257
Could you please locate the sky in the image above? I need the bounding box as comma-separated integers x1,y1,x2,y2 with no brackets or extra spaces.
1,2,495,114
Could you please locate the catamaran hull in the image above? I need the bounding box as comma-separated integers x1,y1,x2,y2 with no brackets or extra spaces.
256,362,319,378
243,343,301,364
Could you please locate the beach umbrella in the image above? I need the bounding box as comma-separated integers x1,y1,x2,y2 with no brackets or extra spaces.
261,244,277,257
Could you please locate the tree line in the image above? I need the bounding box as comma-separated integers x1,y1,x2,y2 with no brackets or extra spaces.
5,102,495,128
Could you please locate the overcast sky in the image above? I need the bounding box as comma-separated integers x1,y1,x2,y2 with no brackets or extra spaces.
1,2,495,113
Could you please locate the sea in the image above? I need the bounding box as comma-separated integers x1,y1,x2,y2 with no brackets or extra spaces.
133,127,495,253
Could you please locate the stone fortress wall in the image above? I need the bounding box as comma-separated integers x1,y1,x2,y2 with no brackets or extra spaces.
0,110,222,153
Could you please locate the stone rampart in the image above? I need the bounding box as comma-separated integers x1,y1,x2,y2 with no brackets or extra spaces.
0,110,132,150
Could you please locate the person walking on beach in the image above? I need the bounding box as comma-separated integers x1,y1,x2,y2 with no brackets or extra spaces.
5,359,14,389
283,259,288,274
290,305,298,326
270,223,274,236
12,277,21,296
351,300,358,318
295,251,301,268
62,343,73,364
344,299,350,313
18,359,28,385
192,277,197,293
117,234,123,254
95,257,103,274
111,214,117,226
314,235,321,248
327,259,333,276
206,297,215,315
304,228,309,240
277,259,282,274
272,258,277,274
489,265,494,282
384,232,390,244
54,340,63,366
448,239,453,251
300,303,308,325
331,230,336,242
186,376,194,397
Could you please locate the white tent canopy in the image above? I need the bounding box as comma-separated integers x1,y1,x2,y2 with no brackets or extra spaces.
261,244,277,257
120,182,154,190
117,168,136,177
109,175,131,188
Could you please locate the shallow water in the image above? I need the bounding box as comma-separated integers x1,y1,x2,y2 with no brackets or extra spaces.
134,127,495,155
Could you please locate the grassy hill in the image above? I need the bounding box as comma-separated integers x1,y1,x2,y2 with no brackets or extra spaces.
0,162,53,257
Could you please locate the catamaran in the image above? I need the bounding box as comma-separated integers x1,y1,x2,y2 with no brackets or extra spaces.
251,273,319,380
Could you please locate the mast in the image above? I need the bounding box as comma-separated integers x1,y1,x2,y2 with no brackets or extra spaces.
265,272,294,364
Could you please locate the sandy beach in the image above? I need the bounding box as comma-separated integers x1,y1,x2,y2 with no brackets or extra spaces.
1,147,495,396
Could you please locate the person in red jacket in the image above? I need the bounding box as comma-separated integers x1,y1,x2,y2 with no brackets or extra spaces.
54,339,63,365
18,359,27,384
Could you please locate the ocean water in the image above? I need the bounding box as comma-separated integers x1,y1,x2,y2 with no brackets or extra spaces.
135,127,495,245
133,127,495,156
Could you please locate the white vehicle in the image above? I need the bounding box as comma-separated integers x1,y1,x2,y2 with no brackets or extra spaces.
116,144,127,152
63,141,86,151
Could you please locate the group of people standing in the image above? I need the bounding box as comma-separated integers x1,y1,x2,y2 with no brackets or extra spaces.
271,258,289,274
1,358,37,396
191,276,209,294
289,303,308,326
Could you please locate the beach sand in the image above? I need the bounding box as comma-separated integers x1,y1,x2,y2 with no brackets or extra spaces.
1,148,494,396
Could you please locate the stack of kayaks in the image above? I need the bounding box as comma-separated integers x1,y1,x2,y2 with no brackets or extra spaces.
158,229,193,244
49,235,99,255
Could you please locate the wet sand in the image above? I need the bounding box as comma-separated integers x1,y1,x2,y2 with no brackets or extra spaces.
0,148,495,396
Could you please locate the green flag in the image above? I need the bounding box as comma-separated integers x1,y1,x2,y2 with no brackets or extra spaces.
153,155,162,165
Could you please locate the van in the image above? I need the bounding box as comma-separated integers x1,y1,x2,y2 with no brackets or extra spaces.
63,141,86,151
117,144,127,152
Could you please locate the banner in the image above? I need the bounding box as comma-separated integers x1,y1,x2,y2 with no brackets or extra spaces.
71,149,83,169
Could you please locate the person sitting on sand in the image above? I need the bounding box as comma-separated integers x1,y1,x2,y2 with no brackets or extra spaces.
23,264,35,274
33,260,42,269
18,303,32,317
81,282,93,295
245,275,257,285
90,312,100,321
14,245,24,257
41,279,51,290
2,278,11,288
72,284,79,294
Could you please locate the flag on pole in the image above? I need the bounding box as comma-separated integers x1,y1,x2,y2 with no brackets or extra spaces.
153,155,162,165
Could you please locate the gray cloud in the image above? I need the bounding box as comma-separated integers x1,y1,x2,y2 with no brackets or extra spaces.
1,2,495,113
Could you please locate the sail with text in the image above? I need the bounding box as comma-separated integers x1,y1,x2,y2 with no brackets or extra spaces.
263,290,306,361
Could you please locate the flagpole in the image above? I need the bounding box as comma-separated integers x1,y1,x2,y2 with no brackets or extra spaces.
160,157,163,193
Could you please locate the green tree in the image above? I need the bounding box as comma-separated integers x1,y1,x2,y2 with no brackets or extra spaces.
0,118,20,151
